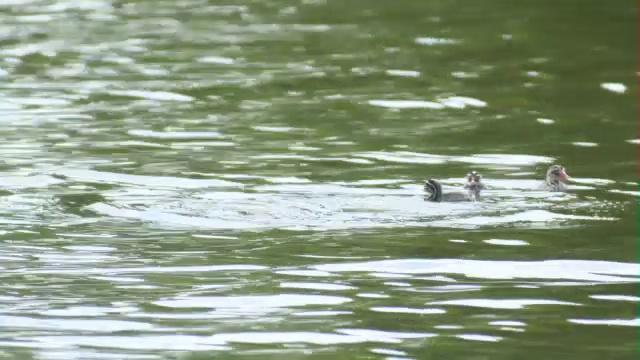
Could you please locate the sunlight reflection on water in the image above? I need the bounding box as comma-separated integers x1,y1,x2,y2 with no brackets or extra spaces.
0,0,635,358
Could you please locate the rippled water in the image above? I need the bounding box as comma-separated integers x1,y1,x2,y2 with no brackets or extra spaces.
0,0,637,359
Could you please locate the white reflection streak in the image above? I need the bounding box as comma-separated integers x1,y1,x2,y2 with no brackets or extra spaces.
312,259,637,283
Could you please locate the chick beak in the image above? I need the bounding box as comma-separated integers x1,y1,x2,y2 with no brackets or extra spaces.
558,169,571,181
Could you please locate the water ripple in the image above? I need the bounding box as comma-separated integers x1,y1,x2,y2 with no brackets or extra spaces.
312,259,637,283
0,0,635,358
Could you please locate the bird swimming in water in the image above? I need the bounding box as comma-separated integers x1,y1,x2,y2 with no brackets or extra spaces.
424,171,484,202
544,164,571,191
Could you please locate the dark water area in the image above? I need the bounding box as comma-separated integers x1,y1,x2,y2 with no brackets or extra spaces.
0,0,637,359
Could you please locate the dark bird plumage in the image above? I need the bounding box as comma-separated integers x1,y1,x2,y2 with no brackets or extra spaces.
424,171,484,202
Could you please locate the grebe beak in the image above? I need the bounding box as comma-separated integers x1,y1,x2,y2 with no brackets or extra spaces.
558,168,570,181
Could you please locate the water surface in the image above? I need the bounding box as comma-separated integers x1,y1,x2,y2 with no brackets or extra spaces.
0,0,637,359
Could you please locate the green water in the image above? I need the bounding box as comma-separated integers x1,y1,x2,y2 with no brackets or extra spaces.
0,0,637,359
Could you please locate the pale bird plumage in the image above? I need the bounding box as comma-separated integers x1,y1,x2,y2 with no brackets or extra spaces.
544,164,570,192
